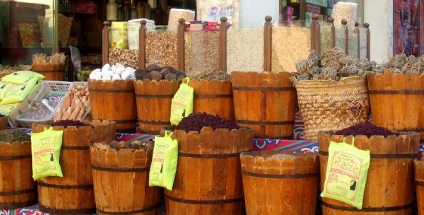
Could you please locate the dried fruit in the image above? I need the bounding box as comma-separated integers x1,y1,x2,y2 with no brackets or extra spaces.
135,69,148,80
176,112,240,132
151,71,162,82
335,122,397,137
147,64,161,72
165,73,177,81
160,68,171,77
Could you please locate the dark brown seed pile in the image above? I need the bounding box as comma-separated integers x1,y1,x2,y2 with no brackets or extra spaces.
0,129,30,142
335,123,397,137
176,112,240,132
189,70,231,81
52,120,91,128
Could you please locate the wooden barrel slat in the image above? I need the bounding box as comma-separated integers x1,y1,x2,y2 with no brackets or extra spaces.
0,142,35,209
32,64,65,81
33,121,115,214
231,72,296,138
414,160,424,215
134,80,179,134
89,80,137,133
91,147,159,215
241,151,319,214
368,71,424,141
319,132,419,215
165,127,254,215
189,80,234,120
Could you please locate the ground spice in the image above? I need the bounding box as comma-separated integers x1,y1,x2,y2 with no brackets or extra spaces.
189,70,230,81
109,49,139,68
272,25,311,73
184,31,219,77
335,122,397,137
0,129,30,143
145,31,178,68
227,28,263,72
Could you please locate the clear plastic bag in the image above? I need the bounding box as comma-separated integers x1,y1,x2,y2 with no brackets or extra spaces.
69,45,81,80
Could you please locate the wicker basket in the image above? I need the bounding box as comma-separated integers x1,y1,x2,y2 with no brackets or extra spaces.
293,76,370,140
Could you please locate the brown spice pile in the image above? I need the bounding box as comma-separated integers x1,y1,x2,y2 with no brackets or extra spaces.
189,70,230,81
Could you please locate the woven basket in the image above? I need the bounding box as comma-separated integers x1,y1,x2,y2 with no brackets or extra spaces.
294,76,370,140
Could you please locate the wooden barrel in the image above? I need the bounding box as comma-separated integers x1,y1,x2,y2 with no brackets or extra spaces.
414,159,424,215
90,145,159,215
190,80,234,120
89,79,137,133
368,70,424,142
134,80,179,134
231,71,296,139
318,131,419,215
0,141,36,209
33,120,116,214
240,150,319,214
165,127,254,215
0,117,8,130
32,63,65,81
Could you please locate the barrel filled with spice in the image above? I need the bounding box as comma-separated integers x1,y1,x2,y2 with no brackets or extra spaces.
231,71,296,139
240,150,319,214
368,69,424,142
318,124,419,215
91,141,159,215
164,113,254,214
0,129,36,209
33,120,116,214
134,65,182,134
88,79,137,133
189,74,234,120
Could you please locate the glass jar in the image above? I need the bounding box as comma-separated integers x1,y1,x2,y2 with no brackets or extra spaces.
106,0,118,21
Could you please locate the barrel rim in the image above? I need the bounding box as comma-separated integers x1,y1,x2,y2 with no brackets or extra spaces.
232,86,296,91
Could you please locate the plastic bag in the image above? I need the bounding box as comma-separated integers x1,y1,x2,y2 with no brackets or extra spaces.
149,131,178,190
0,78,37,105
0,81,11,101
321,137,370,209
170,77,193,125
31,127,64,180
69,45,81,80
0,103,18,116
1,71,44,84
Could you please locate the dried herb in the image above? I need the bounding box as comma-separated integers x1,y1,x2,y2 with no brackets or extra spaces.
335,123,397,137
0,129,31,143
176,112,240,132
94,140,154,151
52,120,91,128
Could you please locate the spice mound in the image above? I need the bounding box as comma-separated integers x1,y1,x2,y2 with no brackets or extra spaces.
52,120,91,128
0,129,30,142
189,70,231,81
335,122,397,137
176,112,240,132
94,140,154,151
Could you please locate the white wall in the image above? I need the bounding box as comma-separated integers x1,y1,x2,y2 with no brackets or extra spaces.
364,0,393,63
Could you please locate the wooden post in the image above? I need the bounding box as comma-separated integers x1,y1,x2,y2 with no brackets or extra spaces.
310,14,316,51
177,18,186,71
328,17,335,48
138,20,147,69
364,23,370,60
355,22,360,59
219,17,228,73
102,21,110,66
264,16,272,72
342,19,348,55
313,14,321,54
